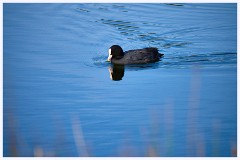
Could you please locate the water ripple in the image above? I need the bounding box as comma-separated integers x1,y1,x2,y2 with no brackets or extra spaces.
83,3,236,69
91,51,236,69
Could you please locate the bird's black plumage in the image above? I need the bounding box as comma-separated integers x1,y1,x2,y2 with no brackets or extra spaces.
107,45,164,65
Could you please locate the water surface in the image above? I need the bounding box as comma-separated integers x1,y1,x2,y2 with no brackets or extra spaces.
3,3,237,157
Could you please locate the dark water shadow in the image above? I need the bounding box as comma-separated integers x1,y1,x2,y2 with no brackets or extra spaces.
165,3,184,7
107,62,161,81
108,64,125,81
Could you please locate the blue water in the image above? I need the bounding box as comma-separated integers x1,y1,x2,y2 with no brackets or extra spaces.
3,3,237,157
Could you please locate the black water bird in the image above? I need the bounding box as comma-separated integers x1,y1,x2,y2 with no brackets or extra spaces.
107,45,164,65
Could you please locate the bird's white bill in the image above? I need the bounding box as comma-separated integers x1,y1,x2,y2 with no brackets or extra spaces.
107,49,112,61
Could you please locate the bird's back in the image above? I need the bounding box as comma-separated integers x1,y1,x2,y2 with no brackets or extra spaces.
122,47,162,64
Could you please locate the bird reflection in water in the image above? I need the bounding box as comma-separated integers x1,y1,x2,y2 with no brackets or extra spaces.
108,64,125,81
